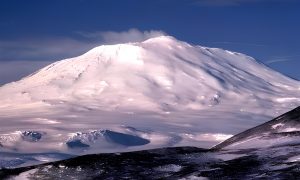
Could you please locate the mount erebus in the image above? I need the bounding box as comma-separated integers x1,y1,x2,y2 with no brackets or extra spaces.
0,36,299,168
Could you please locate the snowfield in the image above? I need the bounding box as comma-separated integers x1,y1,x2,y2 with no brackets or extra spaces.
2,106,300,179
0,36,300,168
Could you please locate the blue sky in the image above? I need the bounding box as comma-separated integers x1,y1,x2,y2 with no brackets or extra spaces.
0,0,299,84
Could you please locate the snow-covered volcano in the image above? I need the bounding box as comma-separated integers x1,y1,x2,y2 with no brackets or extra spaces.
1,36,299,113
0,36,300,168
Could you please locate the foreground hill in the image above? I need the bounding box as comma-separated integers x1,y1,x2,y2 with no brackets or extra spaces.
213,106,300,150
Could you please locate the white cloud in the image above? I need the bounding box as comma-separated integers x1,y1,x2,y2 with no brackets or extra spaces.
265,55,300,64
265,59,291,64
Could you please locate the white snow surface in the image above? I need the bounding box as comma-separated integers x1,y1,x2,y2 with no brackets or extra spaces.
286,155,300,163
0,36,300,167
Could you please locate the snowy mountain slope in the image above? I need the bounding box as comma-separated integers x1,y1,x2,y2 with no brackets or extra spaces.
0,36,300,168
212,106,300,150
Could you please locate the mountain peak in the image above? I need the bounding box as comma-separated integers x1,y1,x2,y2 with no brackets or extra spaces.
143,35,179,43
85,35,184,55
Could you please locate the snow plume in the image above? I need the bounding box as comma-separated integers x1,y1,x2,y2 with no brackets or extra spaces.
78,29,166,44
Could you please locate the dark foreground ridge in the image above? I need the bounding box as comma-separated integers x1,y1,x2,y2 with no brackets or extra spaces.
1,106,300,179
212,106,300,150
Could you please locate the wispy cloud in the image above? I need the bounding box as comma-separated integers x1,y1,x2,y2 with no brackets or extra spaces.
265,59,292,64
0,29,166,85
265,55,300,64
0,60,52,85
0,38,98,61
0,37,96,84
0,29,166,61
